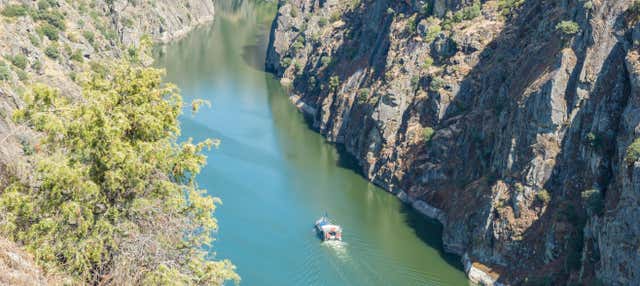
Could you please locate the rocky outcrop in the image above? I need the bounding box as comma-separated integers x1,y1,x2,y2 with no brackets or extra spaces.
112,0,216,45
267,0,640,284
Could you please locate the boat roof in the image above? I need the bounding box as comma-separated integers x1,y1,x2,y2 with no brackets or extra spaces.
320,224,342,232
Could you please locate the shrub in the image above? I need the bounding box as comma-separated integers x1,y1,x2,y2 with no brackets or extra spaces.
581,189,604,215
16,69,28,81
45,45,60,59
38,23,60,41
329,76,340,91
9,54,28,70
1,4,30,17
429,76,446,91
556,21,580,36
321,56,332,67
407,14,418,34
0,62,10,81
497,0,525,16
280,56,292,67
33,9,66,30
626,138,640,165
423,127,435,143
423,56,434,70
83,30,95,44
536,189,551,204
31,60,43,71
70,49,84,62
4,59,239,284
357,88,370,103
318,17,328,27
330,11,341,23
292,37,305,51
425,23,441,43
29,34,41,47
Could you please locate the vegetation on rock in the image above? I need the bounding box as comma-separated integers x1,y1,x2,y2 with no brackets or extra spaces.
556,21,580,35
626,138,640,165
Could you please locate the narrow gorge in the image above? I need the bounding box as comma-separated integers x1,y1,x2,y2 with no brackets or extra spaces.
266,0,640,284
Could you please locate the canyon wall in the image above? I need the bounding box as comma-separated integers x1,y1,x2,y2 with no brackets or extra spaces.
267,0,640,284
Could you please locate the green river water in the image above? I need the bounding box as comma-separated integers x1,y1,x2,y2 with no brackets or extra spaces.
154,1,469,285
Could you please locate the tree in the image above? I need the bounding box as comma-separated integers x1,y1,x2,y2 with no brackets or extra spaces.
2,48,238,285
556,21,580,35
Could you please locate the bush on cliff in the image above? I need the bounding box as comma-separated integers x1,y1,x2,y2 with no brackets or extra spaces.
626,138,640,165
422,127,435,144
556,21,580,36
1,44,239,285
1,4,30,18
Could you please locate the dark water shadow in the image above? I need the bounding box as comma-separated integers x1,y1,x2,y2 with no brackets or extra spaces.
400,203,466,270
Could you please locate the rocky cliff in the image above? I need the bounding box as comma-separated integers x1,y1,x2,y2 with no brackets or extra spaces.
0,0,215,283
267,0,640,284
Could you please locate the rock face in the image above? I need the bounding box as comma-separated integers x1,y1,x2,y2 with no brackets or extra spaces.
0,0,215,282
267,0,640,284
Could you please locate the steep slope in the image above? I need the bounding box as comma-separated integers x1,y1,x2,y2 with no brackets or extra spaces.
267,0,640,284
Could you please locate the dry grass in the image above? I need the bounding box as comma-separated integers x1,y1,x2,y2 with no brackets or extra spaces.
0,237,67,286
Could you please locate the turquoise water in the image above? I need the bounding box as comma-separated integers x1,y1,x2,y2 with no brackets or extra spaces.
154,1,469,285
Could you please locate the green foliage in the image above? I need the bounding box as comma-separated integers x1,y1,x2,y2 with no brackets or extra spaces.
38,23,60,41
556,21,580,36
357,88,370,103
29,34,42,47
292,37,305,51
289,5,298,18
16,69,28,82
3,57,238,284
1,4,30,17
329,76,340,91
45,45,60,59
406,14,418,34
280,56,292,67
424,20,441,43
497,0,525,16
581,189,604,215
536,189,551,204
626,138,640,165
318,17,328,27
0,61,11,81
83,30,95,44
452,1,482,22
429,76,445,91
32,60,43,71
32,9,66,31
70,49,84,62
330,11,341,23
423,56,434,70
422,127,435,143
321,56,332,67
8,54,28,70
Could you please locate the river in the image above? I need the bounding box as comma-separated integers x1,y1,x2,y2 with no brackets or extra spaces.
154,1,469,285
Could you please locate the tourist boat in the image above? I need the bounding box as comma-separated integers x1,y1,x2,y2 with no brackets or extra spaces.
315,214,342,241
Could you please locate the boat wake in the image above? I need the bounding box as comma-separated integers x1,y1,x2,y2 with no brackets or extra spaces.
322,240,349,261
